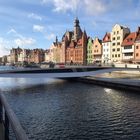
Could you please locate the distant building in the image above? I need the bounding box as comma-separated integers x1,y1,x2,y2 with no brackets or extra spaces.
111,24,130,62
44,49,50,62
87,37,93,64
28,49,45,64
50,36,63,63
134,27,140,63
93,37,102,63
102,32,111,64
1,55,8,64
62,18,88,65
10,47,22,64
7,55,11,63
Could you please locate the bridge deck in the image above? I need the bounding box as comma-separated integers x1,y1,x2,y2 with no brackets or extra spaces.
0,67,139,78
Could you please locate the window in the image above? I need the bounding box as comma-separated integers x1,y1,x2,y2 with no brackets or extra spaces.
117,36,120,40
115,54,117,57
107,49,109,52
124,53,132,56
136,53,139,57
117,31,119,34
112,55,114,58
117,48,120,51
112,43,115,46
118,54,120,57
124,46,132,49
113,37,115,40
114,32,115,35
95,45,98,48
112,49,115,52
136,46,139,49
117,42,120,45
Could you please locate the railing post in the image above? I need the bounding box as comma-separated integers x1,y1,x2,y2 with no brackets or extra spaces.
5,112,9,140
0,100,3,123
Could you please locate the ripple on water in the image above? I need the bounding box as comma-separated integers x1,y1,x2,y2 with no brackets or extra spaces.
2,79,140,140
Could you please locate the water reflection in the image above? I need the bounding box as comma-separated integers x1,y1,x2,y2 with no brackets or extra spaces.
1,78,140,139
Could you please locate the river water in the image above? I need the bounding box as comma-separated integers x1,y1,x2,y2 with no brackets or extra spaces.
0,66,140,140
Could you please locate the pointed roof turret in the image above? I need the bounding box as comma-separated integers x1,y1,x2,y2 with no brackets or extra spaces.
74,17,80,27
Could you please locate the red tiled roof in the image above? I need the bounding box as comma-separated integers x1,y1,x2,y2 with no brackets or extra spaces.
135,33,140,42
102,32,111,43
122,32,137,46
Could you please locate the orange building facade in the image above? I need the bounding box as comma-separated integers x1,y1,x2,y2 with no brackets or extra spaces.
93,37,102,63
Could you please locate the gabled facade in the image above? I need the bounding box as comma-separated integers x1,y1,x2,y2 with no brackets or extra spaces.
28,49,45,63
111,24,130,62
44,49,50,62
10,47,22,64
49,36,63,63
63,18,88,65
134,27,140,63
102,32,111,64
93,37,102,63
121,32,137,62
87,37,93,64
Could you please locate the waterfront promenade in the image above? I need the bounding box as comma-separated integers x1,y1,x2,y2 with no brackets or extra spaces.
77,70,140,91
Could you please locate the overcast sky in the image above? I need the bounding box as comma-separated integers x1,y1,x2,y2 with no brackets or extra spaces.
0,0,140,56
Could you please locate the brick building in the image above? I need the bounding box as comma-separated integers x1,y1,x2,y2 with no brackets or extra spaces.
28,49,45,63
62,18,88,65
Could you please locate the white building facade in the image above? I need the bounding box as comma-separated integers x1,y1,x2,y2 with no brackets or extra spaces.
102,33,111,64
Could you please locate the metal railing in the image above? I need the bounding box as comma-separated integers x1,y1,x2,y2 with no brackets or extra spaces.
0,93,29,140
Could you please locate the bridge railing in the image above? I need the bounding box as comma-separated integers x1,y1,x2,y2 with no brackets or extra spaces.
0,93,28,140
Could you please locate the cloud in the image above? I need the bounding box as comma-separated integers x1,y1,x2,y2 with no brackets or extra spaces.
0,38,10,57
33,25,45,32
7,28,23,38
28,13,42,21
41,0,138,17
41,0,106,15
7,28,36,47
45,33,55,40
7,29,17,34
42,0,79,12
14,38,36,47
84,0,106,15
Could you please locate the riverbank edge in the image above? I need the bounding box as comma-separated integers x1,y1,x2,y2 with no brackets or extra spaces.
75,77,140,92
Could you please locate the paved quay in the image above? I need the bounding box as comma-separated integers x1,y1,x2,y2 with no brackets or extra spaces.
77,71,140,91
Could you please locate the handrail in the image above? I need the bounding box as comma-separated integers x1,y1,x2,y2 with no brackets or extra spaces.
0,93,29,140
